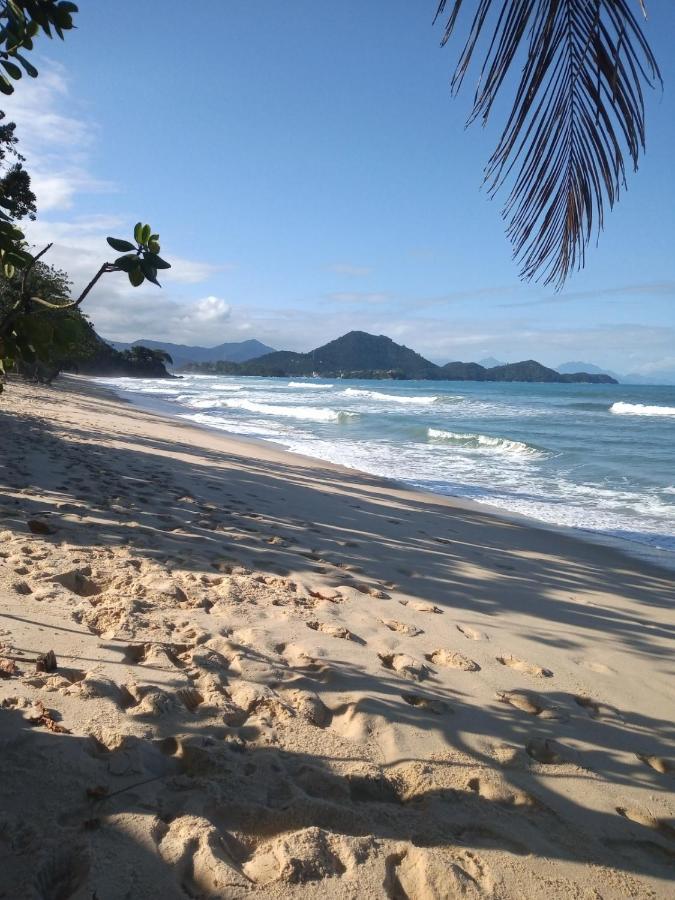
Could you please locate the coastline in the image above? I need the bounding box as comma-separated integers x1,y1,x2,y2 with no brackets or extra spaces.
97,373,675,574
1,375,674,898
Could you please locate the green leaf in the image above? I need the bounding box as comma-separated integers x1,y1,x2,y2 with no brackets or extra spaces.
0,76,14,95
144,252,171,270
1,60,22,80
140,258,160,286
133,222,143,243
148,239,160,253
140,224,152,244
14,53,37,77
128,268,144,287
54,9,74,30
107,236,136,253
114,254,137,273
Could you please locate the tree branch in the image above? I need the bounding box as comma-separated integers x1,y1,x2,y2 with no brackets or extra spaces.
20,242,52,301
72,262,116,308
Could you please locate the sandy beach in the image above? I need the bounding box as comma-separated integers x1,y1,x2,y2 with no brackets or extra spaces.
1,375,673,899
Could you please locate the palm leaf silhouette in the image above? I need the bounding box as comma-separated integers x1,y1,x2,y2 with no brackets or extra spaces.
435,1,660,288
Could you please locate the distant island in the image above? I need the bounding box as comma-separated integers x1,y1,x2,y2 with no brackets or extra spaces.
181,331,618,384
106,338,275,369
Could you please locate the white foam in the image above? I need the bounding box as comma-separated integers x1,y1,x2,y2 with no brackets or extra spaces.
217,397,355,423
288,381,334,389
610,401,675,417
342,388,445,405
179,412,285,438
428,428,543,459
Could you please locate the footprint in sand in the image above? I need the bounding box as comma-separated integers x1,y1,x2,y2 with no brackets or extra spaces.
385,846,491,900
276,643,331,679
636,754,673,775
426,649,480,672
398,600,442,614
575,658,615,675
353,583,389,599
526,738,574,765
616,807,675,842
176,687,204,712
456,624,486,641
32,849,90,900
574,695,603,719
401,693,452,715
496,655,552,678
496,689,568,720
379,653,428,681
306,621,354,641
467,776,536,808
380,619,423,637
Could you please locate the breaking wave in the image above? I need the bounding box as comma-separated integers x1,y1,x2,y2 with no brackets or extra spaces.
427,428,543,459
342,388,448,405
288,381,334,389
216,398,355,423
610,402,675,418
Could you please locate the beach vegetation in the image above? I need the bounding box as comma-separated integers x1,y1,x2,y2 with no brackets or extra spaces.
436,1,659,287
0,225,171,389
0,258,174,383
0,3,171,391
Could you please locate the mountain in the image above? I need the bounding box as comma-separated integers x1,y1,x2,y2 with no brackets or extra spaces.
621,371,675,386
439,362,487,381
557,360,621,380
477,356,505,368
197,331,439,379
106,338,275,369
183,331,618,383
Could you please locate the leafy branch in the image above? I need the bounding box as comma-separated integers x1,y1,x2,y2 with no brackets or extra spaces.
435,0,661,288
0,224,170,384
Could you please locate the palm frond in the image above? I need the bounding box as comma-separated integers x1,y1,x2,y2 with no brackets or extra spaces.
435,1,660,288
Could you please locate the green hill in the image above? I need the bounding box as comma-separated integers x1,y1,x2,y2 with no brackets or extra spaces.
183,331,617,384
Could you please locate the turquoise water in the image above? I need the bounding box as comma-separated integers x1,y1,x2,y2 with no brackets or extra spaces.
94,374,675,566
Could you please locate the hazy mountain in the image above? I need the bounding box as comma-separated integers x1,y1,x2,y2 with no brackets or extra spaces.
557,360,621,380
477,356,505,368
106,338,275,369
183,332,617,383
621,371,675,386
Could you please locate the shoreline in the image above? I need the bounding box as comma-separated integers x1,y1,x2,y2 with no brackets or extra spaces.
1,375,674,898
90,373,675,576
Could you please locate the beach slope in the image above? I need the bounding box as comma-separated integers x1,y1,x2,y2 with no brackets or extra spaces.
0,377,673,899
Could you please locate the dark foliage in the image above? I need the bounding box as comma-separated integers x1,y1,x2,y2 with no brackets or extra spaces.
435,1,660,287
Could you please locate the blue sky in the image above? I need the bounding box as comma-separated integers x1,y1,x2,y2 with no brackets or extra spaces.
4,1,675,378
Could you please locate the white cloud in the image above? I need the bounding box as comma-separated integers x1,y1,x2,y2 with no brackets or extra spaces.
1,61,114,210
0,58,232,347
89,289,232,345
179,295,231,326
23,217,222,293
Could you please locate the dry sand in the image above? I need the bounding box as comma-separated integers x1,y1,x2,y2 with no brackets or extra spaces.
0,375,674,899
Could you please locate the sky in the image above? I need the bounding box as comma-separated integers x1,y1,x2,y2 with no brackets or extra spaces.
3,1,675,379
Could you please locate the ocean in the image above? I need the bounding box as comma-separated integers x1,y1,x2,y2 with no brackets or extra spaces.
92,373,675,568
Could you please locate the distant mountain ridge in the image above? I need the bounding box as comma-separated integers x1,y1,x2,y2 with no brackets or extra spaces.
106,338,275,369
557,360,621,380
183,331,618,384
